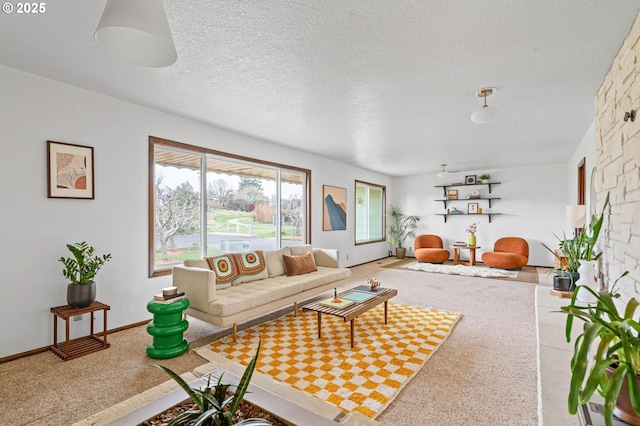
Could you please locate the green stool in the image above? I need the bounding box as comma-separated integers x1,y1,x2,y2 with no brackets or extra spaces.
146,298,190,359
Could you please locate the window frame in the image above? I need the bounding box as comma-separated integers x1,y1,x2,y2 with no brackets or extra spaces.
354,180,386,245
149,136,311,277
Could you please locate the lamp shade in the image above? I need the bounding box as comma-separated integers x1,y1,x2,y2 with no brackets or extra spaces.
95,0,177,67
566,205,587,228
470,105,501,124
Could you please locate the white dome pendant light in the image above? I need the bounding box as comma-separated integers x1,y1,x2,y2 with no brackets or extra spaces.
95,0,177,67
437,163,449,178
471,88,500,124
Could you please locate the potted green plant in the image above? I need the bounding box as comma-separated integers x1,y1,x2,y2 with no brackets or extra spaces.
155,340,272,425
542,233,581,292
561,272,639,426
386,205,420,259
574,193,610,302
59,241,112,308
479,173,490,183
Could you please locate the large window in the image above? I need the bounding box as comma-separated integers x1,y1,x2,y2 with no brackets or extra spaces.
149,137,310,277
355,180,385,245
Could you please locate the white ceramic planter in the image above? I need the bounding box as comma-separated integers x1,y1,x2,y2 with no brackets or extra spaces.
576,260,597,303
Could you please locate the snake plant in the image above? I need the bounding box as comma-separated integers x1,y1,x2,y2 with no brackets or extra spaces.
155,340,271,426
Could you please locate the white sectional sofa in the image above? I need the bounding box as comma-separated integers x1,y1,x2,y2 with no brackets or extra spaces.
173,245,351,338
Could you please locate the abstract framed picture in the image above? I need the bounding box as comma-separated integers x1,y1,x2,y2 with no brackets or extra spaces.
465,175,477,185
47,140,94,199
323,185,347,231
468,203,479,214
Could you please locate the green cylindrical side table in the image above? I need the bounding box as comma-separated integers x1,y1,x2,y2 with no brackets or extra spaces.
146,297,190,359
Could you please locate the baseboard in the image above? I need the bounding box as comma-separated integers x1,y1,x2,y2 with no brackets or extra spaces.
0,319,151,364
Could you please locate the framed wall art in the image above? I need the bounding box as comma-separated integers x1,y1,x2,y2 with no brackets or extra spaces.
468,203,479,214
447,189,458,200
323,185,347,231
465,175,477,185
47,140,94,199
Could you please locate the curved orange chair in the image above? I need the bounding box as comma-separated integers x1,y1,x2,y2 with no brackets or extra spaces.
414,234,450,263
482,237,529,270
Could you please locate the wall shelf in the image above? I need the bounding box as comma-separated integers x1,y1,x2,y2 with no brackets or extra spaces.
435,197,501,208
434,182,501,196
434,213,502,223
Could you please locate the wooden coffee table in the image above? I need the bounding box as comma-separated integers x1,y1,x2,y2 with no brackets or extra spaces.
451,245,481,266
302,287,397,348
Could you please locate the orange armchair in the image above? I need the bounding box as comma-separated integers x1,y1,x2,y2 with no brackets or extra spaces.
481,237,529,270
414,234,450,264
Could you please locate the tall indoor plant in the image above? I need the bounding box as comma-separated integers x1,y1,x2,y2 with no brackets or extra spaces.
59,241,112,308
386,205,420,259
561,273,640,426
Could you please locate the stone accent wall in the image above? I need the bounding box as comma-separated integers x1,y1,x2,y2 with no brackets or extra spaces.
595,12,640,301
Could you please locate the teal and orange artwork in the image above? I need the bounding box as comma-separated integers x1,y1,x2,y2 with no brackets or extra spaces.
323,185,347,230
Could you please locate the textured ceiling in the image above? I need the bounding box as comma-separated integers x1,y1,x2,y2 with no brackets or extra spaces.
1,1,639,176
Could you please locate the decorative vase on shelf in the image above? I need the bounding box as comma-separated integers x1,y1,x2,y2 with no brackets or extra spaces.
468,234,476,247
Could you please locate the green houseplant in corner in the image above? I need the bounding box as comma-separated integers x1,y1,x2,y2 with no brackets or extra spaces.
562,272,640,426
386,205,420,259
59,241,112,308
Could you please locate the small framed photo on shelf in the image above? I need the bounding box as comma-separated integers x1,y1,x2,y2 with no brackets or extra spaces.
468,203,479,214
447,189,458,200
465,175,477,185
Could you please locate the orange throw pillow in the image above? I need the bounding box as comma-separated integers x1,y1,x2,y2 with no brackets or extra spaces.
282,252,317,277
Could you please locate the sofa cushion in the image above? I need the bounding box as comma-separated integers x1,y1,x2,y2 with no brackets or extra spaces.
235,250,268,283
264,247,292,278
282,252,317,276
184,259,209,269
209,280,304,317
289,244,313,256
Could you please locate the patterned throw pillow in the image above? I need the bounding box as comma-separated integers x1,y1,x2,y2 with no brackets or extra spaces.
205,254,239,288
236,251,268,283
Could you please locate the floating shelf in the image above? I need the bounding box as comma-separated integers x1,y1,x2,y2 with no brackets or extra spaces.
434,182,502,196
434,213,502,223
435,197,501,208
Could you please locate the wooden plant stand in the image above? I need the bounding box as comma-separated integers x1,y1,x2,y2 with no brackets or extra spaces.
50,301,110,361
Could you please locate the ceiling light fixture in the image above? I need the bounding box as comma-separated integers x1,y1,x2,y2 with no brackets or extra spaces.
471,88,500,124
437,163,449,178
95,0,177,67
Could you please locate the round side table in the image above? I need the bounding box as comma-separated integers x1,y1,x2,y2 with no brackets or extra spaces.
146,297,190,359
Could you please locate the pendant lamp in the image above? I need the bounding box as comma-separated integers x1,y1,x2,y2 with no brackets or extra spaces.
437,163,450,178
95,0,177,67
471,88,500,124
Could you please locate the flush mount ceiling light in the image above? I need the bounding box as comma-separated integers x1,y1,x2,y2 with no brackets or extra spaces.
471,88,500,124
95,0,177,67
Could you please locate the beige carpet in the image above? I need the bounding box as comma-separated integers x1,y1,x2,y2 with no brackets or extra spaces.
383,257,540,283
0,258,540,426
197,302,461,419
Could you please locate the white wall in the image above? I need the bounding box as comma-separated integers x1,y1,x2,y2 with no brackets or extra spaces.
0,65,392,357
392,164,568,267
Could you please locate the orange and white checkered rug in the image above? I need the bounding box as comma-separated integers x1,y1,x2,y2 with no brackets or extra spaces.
199,302,461,419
